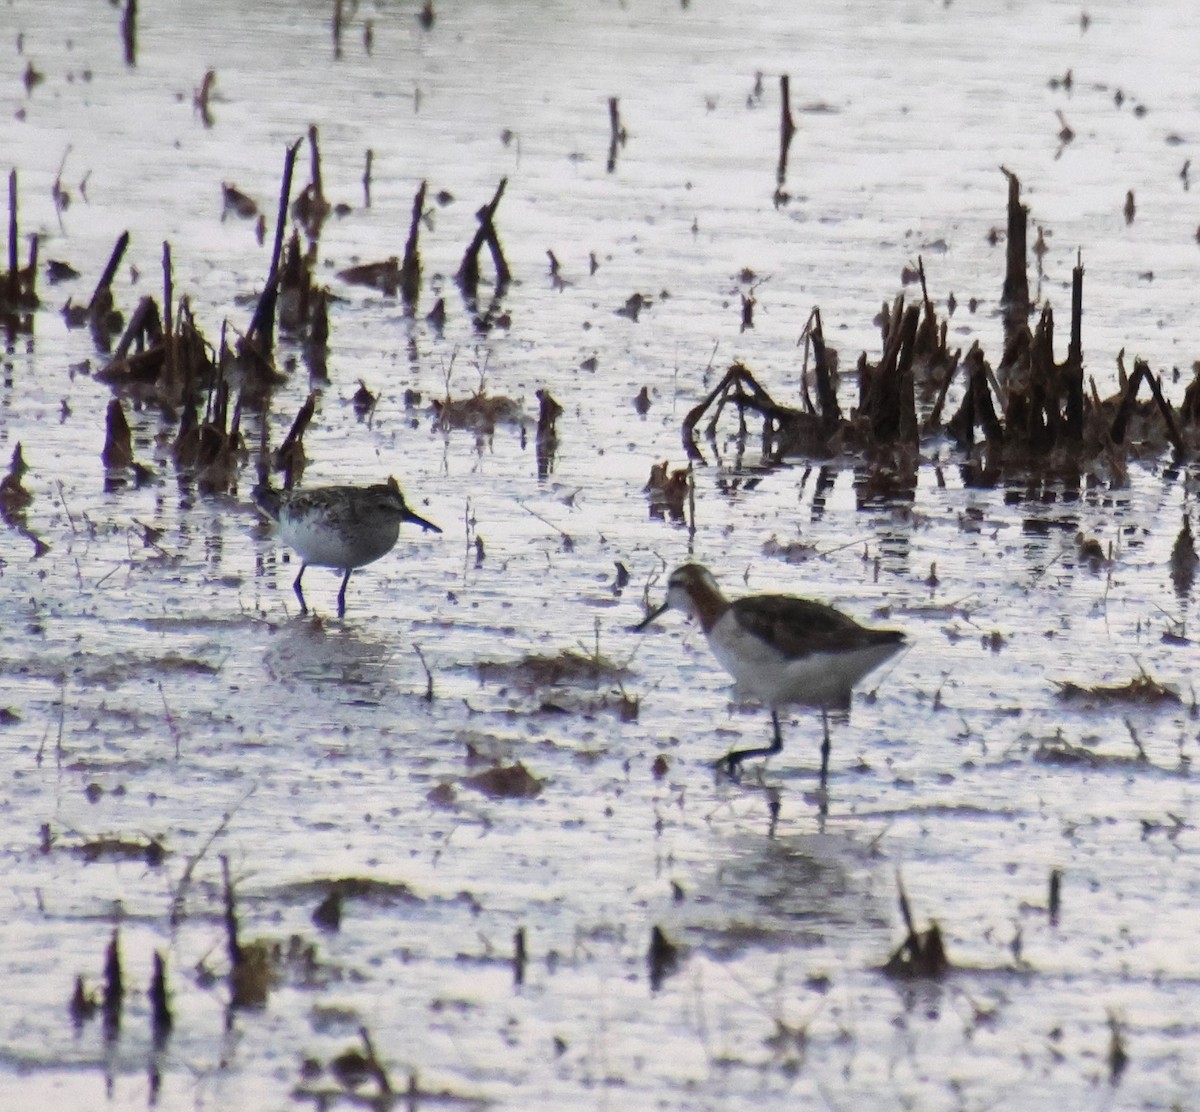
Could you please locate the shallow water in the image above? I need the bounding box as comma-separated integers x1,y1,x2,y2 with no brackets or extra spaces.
2,0,1199,1108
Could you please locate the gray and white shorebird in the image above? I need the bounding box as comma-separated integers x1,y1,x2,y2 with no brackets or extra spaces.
634,563,905,782
256,477,441,618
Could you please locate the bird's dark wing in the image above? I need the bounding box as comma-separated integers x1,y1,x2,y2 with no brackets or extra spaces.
731,595,903,659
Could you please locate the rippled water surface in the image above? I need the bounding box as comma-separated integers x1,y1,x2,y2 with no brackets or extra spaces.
2,0,1199,1108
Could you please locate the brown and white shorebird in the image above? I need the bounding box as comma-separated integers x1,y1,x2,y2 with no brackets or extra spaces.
634,563,905,782
256,477,441,618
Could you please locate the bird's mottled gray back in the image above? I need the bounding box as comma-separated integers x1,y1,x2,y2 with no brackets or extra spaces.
731,594,905,660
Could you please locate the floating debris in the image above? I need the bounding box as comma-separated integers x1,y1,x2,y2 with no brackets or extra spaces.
475,649,632,692
459,762,544,800
644,460,689,522
1054,673,1180,704
432,391,524,435
615,291,651,321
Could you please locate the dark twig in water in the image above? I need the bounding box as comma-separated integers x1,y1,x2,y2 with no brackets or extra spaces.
243,139,301,363
400,180,427,308
149,951,173,1048
87,231,129,318
1109,359,1185,458
882,872,950,978
513,927,527,986
456,178,510,300
999,166,1030,345
535,388,563,478
121,0,137,67
169,788,255,927
648,925,679,991
101,398,133,469
413,643,434,702
102,928,123,1041
606,97,626,173
358,1027,394,1096
1049,867,1062,925
775,74,796,203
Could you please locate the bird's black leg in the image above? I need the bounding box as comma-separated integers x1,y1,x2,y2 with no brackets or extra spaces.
717,710,785,777
293,564,309,614
336,569,352,618
818,707,831,790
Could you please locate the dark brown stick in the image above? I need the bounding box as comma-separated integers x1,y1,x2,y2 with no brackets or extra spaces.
1064,251,1084,439
246,140,301,353
1000,167,1029,341
87,232,130,314
777,74,796,189
1139,360,1186,458
6,170,17,305
121,0,137,67
456,178,509,296
400,180,426,307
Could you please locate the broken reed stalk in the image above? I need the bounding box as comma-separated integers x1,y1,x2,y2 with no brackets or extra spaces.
332,0,345,58
274,391,316,488
1065,252,1084,439
150,951,173,1047
102,398,133,468
24,230,37,304
606,97,623,172
1109,359,1186,457
513,927,527,986
647,925,679,991
162,241,178,388
363,148,373,207
306,124,324,211
400,180,427,307
358,1027,394,1095
535,387,562,478
121,0,137,67
169,794,251,927
87,231,130,316
102,928,123,1040
220,854,242,967
777,74,796,188
863,302,920,444
883,873,950,978
6,169,17,305
806,308,841,426
110,296,161,361
455,178,510,298
245,138,302,357
1000,166,1030,343
413,643,434,701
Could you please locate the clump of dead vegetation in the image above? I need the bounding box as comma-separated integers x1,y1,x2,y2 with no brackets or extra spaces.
682,171,1192,486
882,876,951,979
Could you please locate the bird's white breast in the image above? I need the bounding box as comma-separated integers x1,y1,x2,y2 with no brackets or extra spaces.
706,610,897,707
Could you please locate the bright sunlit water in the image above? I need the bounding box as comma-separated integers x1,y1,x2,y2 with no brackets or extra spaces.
1,0,1198,1108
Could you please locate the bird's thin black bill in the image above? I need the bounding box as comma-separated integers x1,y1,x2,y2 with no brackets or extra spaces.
403,508,442,533
631,602,669,632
